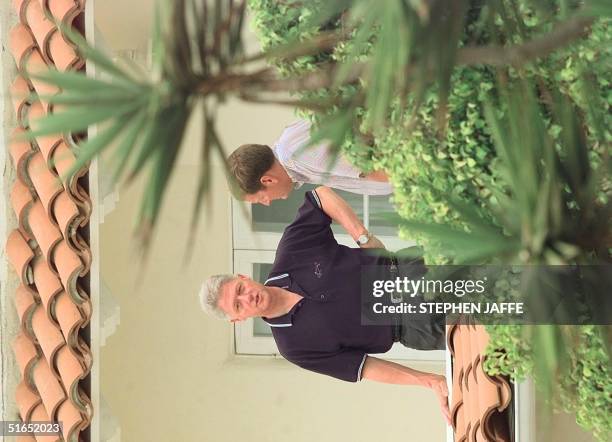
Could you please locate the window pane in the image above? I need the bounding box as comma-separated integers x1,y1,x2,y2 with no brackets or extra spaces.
251,184,365,235
368,194,399,237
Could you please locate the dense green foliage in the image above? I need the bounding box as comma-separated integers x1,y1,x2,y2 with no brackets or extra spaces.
249,0,611,439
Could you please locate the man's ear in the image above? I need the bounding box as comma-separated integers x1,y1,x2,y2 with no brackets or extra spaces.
260,175,278,186
237,273,249,280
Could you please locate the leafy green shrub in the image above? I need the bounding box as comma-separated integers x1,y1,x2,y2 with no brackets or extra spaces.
248,1,610,438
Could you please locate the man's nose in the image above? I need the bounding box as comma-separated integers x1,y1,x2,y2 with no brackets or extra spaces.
238,291,255,305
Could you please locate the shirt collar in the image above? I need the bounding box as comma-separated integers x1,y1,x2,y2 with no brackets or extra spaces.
262,273,303,327
272,146,304,189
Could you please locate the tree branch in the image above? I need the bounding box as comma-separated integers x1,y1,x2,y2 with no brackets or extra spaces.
251,14,595,94
456,16,594,67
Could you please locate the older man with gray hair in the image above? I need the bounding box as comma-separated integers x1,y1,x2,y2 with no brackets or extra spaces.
199,186,449,424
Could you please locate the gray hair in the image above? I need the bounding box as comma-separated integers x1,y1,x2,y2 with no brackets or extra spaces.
199,274,236,319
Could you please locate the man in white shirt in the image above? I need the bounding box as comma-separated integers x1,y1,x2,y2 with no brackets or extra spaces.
228,120,392,206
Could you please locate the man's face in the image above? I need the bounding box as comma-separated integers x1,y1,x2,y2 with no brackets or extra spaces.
217,275,271,322
243,176,293,206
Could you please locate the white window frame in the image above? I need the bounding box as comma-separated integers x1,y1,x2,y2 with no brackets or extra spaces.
232,195,416,252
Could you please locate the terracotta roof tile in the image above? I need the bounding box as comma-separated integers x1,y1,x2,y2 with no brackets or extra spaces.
28,152,63,215
54,291,86,344
11,75,31,118
32,357,66,420
56,346,85,396
13,0,28,23
24,50,59,113
28,201,62,262
31,307,65,370
8,1,91,437
53,190,80,235
29,403,62,441
8,130,33,172
25,99,45,129
10,176,35,239
49,29,83,71
7,229,35,285
9,23,36,70
24,0,55,64
32,258,63,316
15,285,37,337
52,240,84,296
51,142,93,221
16,380,41,422
56,399,85,441
37,135,62,165
45,0,83,24
448,324,512,442
13,331,39,385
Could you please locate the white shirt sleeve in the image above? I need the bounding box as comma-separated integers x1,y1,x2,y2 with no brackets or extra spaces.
274,120,393,195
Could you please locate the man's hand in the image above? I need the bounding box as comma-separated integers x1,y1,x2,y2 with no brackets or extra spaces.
425,374,451,426
359,234,386,250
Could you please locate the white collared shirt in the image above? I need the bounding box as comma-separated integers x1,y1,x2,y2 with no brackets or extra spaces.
273,120,393,195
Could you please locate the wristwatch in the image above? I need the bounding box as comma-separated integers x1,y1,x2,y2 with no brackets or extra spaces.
356,232,372,246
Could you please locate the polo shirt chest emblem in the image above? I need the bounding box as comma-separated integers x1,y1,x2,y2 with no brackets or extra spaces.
314,261,323,278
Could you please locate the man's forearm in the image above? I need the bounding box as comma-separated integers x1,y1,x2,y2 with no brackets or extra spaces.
361,356,436,386
314,186,367,240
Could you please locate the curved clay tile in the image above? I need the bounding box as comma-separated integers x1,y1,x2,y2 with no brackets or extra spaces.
11,176,35,239
12,0,31,24
32,257,63,316
25,99,44,130
48,29,82,71
56,399,85,441
45,0,83,24
15,285,37,338
29,403,62,442
56,346,85,398
49,139,75,181
7,229,35,285
52,140,92,216
28,201,62,263
468,329,483,442
13,331,39,385
24,49,59,114
53,190,80,236
70,233,91,276
449,326,465,435
9,23,36,70
32,357,66,421
24,0,55,64
52,240,83,297
8,129,33,173
31,306,66,372
11,75,31,119
75,335,92,370
15,379,41,422
54,290,85,345
28,151,63,216
37,135,63,165
53,136,92,218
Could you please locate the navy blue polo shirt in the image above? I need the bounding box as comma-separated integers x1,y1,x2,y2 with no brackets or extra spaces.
263,190,394,382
